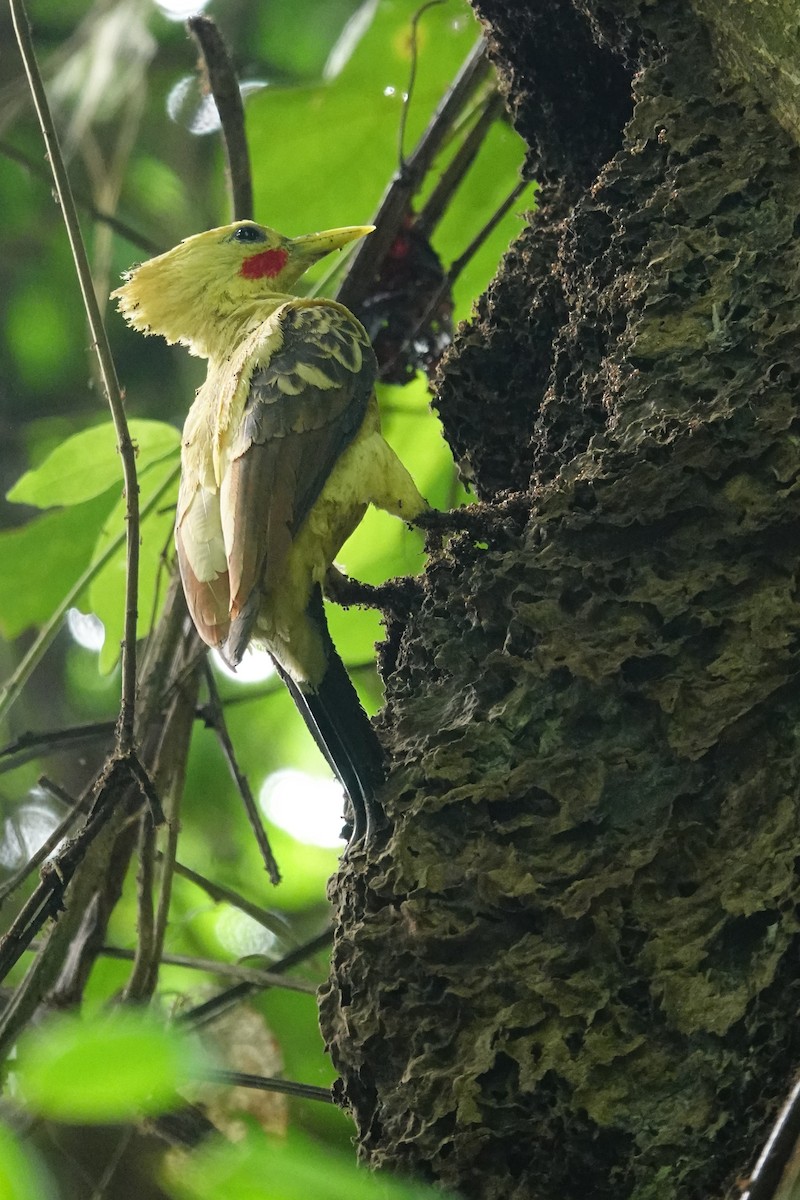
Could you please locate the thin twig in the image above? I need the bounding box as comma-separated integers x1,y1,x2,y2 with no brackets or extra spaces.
0,140,161,254
416,89,505,237
378,178,528,383
448,178,529,282
125,660,198,1003
0,779,93,910
9,0,140,755
0,465,179,729
45,1127,100,1196
0,758,141,985
338,38,489,311
122,812,157,1002
181,926,333,1028
201,664,281,884
36,775,79,809
126,753,164,826
87,1126,134,1200
171,859,289,938
0,582,198,1055
146,523,177,643
150,810,179,987
96,945,317,993
0,722,115,775
203,1069,332,1104
397,0,447,169
187,16,253,223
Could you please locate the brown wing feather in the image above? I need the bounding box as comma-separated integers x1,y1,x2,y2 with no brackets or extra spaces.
223,303,376,664
175,469,232,650
175,521,231,649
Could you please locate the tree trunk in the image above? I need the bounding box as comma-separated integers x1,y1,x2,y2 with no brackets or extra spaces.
320,1,800,1197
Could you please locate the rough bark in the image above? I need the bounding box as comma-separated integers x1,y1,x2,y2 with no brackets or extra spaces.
690,0,800,144
320,1,800,1198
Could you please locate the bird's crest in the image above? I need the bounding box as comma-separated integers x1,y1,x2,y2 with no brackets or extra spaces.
112,220,373,359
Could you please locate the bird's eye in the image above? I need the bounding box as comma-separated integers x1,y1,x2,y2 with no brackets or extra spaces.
232,225,267,244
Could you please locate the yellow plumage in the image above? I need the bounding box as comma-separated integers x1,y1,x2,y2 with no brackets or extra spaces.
112,219,427,694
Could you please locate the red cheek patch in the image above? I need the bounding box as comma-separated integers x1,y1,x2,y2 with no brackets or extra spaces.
240,248,289,279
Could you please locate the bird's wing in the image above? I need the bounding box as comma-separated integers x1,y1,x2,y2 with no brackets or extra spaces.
175,463,232,650
222,302,376,664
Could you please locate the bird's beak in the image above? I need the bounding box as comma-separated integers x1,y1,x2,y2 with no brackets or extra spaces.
288,225,375,264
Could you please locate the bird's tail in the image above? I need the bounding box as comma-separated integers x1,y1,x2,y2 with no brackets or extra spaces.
273,586,387,845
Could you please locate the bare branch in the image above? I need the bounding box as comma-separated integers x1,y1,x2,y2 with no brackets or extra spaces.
182,926,333,1028
0,141,160,253
0,465,179,729
122,812,157,1002
377,178,528,383
201,664,281,885
0,582,200,1045
9,0,141,755
172,858,287,937
396,0,448,168
187,16,253,222
0,757,138,987
337,38,490,311
124,654,197,1002
0,722,115,775
0,778,92,910
96,945,317,993
416,90,505,237
448,178,529,283
203,1069,332,1104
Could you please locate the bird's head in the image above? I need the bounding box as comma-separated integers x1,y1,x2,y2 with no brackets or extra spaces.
112,219,374,357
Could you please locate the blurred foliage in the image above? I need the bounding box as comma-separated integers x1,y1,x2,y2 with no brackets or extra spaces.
0,0,531,1194
164,1125,454,1200
0,1124,56,1200
14,1008,205,1121
6,1007,449,1198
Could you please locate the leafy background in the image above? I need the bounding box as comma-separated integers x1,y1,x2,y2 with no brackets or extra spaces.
0,0,530,1195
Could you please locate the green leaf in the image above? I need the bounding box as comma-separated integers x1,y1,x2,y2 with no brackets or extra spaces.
8,419,180,508
165,1127,453,1200
88,455,180,673
0,491,117,638
253,0,367,80
247,0,481,235
0,1124,56,1200
14,1010,205,1123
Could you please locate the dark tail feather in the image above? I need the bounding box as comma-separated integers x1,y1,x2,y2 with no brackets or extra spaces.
273,587,387,844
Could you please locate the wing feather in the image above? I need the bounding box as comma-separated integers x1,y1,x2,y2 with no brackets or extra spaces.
222,302,376,664
175,478,231,648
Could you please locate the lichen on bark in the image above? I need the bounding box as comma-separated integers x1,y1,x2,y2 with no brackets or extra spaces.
320,2,800,1197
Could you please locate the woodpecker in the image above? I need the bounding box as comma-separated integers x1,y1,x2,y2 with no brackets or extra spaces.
112,219,428,843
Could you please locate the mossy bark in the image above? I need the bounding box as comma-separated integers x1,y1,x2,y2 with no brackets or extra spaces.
320,2,800,1197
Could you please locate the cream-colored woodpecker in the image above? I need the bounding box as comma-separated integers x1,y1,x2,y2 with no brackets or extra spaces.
112,219,428,841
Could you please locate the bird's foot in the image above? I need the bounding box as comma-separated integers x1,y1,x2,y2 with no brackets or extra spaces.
324,566,386,608
325,567,418,622
412,497,529,553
